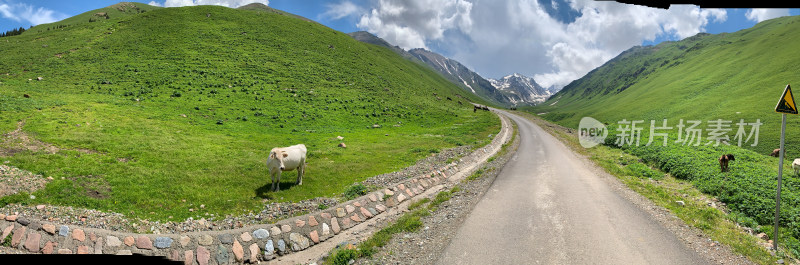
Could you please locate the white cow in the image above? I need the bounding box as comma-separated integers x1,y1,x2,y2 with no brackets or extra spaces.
267,144,307,192
793,158,800,175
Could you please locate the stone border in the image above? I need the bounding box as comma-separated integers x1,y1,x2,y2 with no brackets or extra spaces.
0,110,513,265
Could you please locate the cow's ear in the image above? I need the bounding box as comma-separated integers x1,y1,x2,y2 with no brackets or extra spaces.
282,152,288,158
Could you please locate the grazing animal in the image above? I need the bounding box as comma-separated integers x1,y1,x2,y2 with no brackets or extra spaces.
793,159,800,175
266,144,307,192
770,148,781,157
719,154,735,172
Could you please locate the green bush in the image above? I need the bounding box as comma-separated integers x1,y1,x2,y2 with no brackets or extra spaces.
626,162,661,179
343,184,368,200
329,248,358,265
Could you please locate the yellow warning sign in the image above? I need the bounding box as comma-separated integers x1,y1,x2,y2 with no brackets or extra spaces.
776,84,798,114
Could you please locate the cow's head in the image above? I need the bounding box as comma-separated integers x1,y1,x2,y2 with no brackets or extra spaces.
727,154,735,161
271,150,289,170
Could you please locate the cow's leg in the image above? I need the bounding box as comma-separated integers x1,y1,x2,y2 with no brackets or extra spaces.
274,171,282,192
297,163,304,185
271,171,276,192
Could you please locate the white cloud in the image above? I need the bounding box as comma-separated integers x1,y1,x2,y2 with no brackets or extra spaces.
0,2,66,26
334,1,732,89
150,0,269,8
321,1,364,20
355,0,472,50
745,8,790,23
449,0,727,89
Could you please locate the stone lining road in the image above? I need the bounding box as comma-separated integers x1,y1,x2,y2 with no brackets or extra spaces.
437,110,710,265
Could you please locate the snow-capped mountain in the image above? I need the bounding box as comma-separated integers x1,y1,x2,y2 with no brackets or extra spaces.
488,73,552,106
348,31,550,106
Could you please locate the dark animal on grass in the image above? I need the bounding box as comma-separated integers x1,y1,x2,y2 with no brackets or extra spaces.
266,144,307,192
719,154,735,172
770,148,781,157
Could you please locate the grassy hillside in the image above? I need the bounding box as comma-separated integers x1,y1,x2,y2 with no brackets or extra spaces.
531,15,800,157
0,3,499,221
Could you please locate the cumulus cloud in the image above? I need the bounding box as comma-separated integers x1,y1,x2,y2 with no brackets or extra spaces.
148,0,268,8
456,1,727,89
355,0,472,50
321,1,364,20
0,1,66,26
745,8,790,22
348,0,729,89
521,3,727,88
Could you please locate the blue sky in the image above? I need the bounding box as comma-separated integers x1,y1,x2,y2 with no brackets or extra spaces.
0,0,797,88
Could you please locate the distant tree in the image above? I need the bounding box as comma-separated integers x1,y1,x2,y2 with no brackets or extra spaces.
0,27,25,38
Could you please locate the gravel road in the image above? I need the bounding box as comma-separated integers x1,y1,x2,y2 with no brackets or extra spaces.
359,110,754,265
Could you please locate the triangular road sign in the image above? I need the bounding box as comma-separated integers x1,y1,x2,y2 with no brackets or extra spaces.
776,84,798,114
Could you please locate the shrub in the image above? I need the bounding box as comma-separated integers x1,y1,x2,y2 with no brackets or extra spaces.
626,162,661,179
343,183,368,200
329,248,358,265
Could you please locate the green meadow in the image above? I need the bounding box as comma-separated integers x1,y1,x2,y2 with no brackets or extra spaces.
0,3,499,221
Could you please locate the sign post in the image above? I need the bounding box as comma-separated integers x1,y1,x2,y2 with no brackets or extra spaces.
774,84,797,251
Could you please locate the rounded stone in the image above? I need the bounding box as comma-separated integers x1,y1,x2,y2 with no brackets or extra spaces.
179,235,191,247
240,232,252,242
154,237,173,249
277,239,286,253
253,229,269,239
58,225,69,237
322,223,330,236
123,236,135,246
249,243,260,262
197,246,210,265
106,236,122,247
289,233,309,251
216,244,229,264
232,240,244,262
136,236,153,250
270,226,281,236
335,208,346,217
198,234,213,246
42,224,56,235
72,229,85,242
218,234,233,244
264,240,275,255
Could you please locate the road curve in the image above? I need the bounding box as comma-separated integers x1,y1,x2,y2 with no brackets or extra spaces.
436,111,709,265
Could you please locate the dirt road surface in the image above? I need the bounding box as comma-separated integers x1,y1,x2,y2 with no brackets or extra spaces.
437,111,712,265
